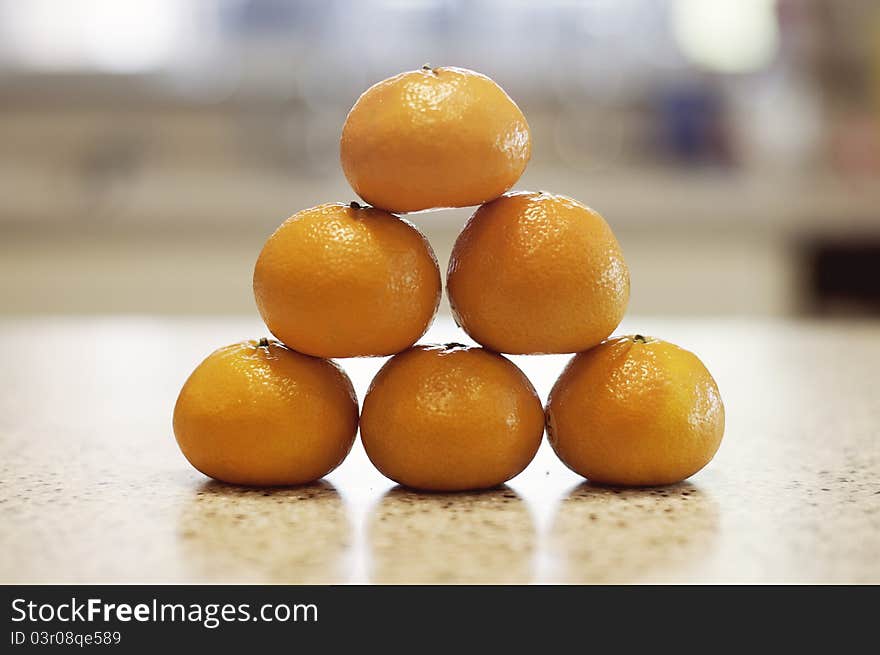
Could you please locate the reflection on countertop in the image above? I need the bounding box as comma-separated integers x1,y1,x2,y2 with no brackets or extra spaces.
177,481,350,584
368,486,535,584
549,483,719,584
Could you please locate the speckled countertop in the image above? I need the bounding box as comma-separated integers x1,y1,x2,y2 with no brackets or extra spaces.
1,316,878,584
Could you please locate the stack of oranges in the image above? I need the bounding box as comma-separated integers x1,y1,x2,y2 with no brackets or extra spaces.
173,66,724,491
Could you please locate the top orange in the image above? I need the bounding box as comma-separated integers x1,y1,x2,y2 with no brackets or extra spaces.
340,66,531,213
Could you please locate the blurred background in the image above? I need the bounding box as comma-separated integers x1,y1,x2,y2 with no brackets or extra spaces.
1,0,878,318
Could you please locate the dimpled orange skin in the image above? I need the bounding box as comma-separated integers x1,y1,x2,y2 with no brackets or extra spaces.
447,191,630,355
173,339,358,486
546,336,725,486
340,66,531,213
253,202,441,358
360,344,544,492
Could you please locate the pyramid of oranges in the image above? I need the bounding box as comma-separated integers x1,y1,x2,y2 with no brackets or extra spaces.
174,66,724,491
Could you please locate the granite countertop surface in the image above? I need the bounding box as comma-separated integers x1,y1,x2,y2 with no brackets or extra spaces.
1,315,877,584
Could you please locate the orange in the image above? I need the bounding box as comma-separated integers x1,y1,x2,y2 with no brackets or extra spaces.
173,338,358,486
447,190,629,354
340,66,531,213
546,335,724,486
253,202,440,358
360,344,544,491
